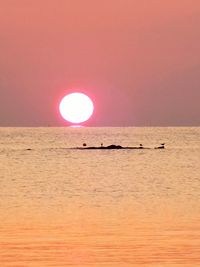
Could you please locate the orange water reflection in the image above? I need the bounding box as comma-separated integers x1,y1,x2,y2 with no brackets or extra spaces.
0,208,200,267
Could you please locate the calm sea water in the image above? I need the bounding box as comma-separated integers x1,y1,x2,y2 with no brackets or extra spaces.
0,127,200,267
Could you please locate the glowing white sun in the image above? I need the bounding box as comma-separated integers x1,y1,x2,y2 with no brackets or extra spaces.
59,93,94,124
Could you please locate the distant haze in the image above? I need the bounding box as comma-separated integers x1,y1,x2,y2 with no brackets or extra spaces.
0,0,200,126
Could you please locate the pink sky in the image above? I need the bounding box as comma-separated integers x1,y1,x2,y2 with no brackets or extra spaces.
0,0,200,126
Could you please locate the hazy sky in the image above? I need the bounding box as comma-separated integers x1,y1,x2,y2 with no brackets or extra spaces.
0,0,200,126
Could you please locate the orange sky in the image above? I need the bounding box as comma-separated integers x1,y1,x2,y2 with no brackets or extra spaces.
0,0,200,126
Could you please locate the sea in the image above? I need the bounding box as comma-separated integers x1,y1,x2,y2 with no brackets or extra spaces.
0,127,200,267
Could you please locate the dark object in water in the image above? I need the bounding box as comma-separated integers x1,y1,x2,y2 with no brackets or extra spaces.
154,143,165,149
106,144,123,149
76,144,150,150
82,144,123,150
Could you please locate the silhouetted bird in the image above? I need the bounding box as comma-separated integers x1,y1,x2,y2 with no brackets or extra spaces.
155,143,165,149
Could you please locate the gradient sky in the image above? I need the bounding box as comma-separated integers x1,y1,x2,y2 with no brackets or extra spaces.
0,0,200,126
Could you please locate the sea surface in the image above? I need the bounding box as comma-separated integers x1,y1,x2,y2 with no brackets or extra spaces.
0,127,200,267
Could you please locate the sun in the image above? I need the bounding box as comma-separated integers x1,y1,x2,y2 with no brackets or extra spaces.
59,92,94,124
